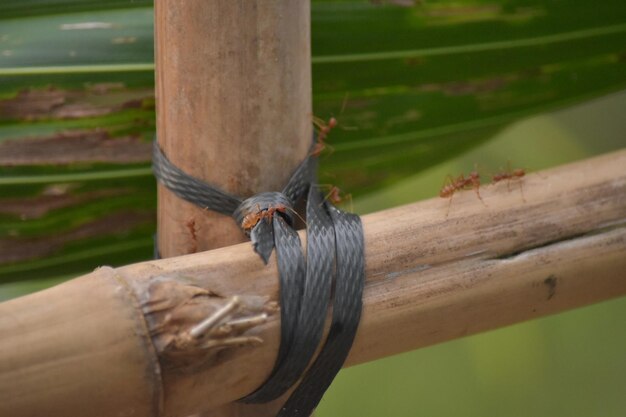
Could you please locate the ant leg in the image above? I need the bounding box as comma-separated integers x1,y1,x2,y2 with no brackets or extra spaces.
284,206,308,228
319,188,334,207
340,92,349,114
474,186,488,207
505,161,513,191
345,193,354,213
518,180,526,203
445,193,454,218
441,174,455,190
315,185,334,207
312,115,327,131
313,183,333,189
470,178,488,207
309,142,325,157
324,143,335,157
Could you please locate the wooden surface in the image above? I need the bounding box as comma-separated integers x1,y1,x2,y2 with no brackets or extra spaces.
0,149,624,417
155,0,312,257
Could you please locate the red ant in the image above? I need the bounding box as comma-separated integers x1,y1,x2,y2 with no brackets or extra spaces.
241,209,262,231
439,170,485,217
311,94,358,157
311,116,338,157
491,163,526,201
241,204,307,232
325,186,345,205
313,184,353,210
241,204,287,232
326,185,353,211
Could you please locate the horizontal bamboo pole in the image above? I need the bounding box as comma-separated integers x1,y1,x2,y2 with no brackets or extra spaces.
1,149,625,417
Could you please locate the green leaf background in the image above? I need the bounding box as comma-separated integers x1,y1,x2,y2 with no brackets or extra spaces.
1,1,625,416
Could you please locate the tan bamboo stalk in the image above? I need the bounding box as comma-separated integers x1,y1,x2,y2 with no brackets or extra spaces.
155,0,312,257
0,150,625,417
155,2,311,414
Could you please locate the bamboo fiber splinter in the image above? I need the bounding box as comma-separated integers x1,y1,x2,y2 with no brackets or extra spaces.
0,149,625,417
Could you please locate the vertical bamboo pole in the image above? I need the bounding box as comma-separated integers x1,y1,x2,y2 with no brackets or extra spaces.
154,1,312,415
155,0,312,257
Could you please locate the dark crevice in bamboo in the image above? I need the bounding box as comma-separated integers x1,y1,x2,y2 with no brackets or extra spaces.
494,223,626,261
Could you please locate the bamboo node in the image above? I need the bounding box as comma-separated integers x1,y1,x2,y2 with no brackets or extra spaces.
131,275,276,372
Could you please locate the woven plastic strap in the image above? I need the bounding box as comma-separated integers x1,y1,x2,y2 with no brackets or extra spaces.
152,141,365,417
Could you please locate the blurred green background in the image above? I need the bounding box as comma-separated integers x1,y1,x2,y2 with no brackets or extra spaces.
0,0,625,416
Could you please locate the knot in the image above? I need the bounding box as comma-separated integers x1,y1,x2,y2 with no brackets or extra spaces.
234,192,295,236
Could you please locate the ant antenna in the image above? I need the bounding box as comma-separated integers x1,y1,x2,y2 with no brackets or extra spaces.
283,206,308,228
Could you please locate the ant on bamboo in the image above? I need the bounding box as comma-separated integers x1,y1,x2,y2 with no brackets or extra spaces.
439,170,485,217
491,162,526,201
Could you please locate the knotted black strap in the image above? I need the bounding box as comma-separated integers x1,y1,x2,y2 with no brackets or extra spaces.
152,140,365,417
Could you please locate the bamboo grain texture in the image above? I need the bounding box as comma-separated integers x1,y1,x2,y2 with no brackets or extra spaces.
0,149,624,417
155,0,312,257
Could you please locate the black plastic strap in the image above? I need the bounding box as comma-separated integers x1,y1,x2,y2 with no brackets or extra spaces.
152,141,241,215
242,186,336,403
277,207,365,417
152,140,365,416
